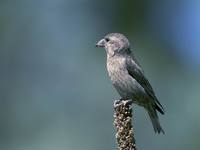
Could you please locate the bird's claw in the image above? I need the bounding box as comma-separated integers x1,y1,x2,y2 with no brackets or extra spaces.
114,99,133,108
114,100,122,108
122,100,133,106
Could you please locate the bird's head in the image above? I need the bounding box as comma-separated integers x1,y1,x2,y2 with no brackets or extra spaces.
96,33,131,57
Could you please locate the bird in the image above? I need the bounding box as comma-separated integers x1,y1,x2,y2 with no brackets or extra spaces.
96,33,164,134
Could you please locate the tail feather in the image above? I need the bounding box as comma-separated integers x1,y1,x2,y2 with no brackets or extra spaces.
147,106,164,134
155,103,164,115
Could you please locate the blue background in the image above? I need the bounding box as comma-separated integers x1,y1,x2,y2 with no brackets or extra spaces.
0,0,200,149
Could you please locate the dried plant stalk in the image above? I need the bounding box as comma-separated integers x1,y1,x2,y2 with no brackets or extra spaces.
114,100,137,150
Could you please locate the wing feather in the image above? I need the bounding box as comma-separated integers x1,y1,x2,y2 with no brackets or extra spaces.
126,54,164,114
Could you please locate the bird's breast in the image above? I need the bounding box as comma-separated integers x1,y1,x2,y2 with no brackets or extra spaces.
106,56,127,80
106,56,145,99
107,57,130,90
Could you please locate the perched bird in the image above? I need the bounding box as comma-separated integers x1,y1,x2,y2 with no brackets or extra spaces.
96,33,164,134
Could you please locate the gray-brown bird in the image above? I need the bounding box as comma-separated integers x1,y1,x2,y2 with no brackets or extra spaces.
96,33,164,134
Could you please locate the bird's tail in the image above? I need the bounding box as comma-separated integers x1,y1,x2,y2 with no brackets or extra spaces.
146,104,164,134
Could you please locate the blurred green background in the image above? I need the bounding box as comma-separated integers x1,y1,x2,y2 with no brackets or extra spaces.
0,0,200,150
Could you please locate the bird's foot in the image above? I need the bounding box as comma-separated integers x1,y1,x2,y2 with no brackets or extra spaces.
114,100,122,108
122,100,133,106
114,99,133,108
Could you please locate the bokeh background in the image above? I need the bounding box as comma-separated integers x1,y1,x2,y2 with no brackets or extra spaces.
0,0,200,150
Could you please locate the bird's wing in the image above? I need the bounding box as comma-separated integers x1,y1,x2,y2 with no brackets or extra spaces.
126,54,164,113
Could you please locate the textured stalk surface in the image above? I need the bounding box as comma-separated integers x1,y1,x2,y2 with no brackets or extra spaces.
114,100,137,150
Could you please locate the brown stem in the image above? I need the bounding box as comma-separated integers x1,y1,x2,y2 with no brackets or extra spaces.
113,100,137,150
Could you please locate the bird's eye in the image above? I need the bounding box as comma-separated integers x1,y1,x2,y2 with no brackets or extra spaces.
105,38,110,42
